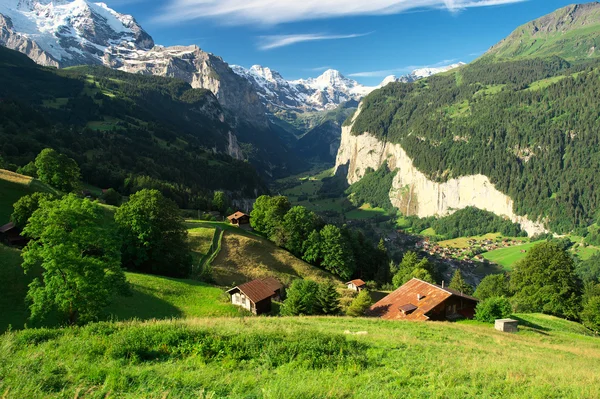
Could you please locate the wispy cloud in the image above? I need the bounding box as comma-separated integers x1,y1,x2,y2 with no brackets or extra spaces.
156,0,527,25
349,59,458,77
258,32,371,50
307,66,333,72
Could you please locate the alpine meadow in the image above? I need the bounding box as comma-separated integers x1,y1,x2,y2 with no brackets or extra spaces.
1,1,600,398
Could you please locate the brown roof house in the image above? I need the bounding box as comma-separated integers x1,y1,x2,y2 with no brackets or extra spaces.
227,277,283,315
346,279,366,292
0,222,29,247
367,278,479,321
227,211,251,229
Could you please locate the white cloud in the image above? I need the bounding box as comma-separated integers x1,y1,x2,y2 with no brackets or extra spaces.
307,66,333,72
349,59,458,77
258,33,371,50
157,0,526,25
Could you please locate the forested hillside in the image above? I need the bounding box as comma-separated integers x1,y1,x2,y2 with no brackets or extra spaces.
0,46,268,207
351,15,600,232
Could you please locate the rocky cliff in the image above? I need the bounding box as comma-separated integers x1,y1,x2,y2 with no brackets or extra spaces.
335,108,547,236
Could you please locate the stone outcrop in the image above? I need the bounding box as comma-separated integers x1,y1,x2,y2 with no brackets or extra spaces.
334,108,547,236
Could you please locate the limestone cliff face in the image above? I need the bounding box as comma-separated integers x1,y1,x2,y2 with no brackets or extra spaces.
113,45,269,129
335,109,547,236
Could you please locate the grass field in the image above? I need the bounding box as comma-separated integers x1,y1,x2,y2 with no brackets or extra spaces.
0,244,33,332
0,313,598,398
108,273,241,321
438,233,504,249
0,169,58,223
0,243,240,333
345,204,388,220
211,231,339,287
188,227,216,257
482,242,539,270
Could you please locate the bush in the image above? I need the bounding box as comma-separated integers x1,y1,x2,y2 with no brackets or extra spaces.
475,296,513,323
581,296,600,334
346,290,372,317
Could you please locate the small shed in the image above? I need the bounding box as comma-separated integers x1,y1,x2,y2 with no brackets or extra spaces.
261,277,284,300
227,279,279,315
0,222,28,247
227,211,251,227
495,319,519,333
346,279,366,292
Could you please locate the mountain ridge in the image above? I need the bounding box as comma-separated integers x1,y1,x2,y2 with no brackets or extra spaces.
485,2,600,60
231,63,465,113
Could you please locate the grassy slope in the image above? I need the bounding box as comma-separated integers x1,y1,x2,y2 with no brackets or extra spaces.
109,273,241,321
211,230,339,287
485,4,600,61
0,169,58,223
0,243,239,332
0,244,32,332
0,314,598,398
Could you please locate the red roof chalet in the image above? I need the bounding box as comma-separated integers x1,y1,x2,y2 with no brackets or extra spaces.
367,278,478,321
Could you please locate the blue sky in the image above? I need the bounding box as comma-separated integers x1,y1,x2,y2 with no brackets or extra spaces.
106,0,584,85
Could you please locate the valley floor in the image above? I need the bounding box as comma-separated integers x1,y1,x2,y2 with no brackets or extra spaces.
0,314,598,398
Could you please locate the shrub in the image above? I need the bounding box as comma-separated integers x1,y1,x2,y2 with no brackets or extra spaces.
475,297,513,323
346,290,372,317
581,296,600,334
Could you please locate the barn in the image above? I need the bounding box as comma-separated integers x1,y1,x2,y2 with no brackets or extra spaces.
0,222,28,247
227,278,283,315
227,211,251,228
367,278,479,321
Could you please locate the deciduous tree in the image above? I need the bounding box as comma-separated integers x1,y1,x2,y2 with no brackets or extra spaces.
250,195,291,238
21,195,126,325
474,274,510,300
115,189,191,278
510,242,581,319
34,148,80,192
10,192,55,228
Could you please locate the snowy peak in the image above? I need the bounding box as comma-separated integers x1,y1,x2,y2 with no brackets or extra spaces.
394,62,466,83
0,0,153,66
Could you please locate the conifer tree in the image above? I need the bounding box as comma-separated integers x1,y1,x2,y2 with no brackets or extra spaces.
449,269,474,295
316,281,341,315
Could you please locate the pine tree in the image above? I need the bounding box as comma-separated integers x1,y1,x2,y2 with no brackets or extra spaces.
316,281,341,315
449,269,474,295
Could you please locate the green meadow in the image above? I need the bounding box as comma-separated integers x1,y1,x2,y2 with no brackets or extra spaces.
0,314,598,398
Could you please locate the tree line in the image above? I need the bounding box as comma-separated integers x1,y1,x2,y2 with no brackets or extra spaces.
250,195,390,283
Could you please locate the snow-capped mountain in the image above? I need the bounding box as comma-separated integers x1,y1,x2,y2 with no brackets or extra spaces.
0,0,153,67
232,63,465,112
0,0,267,126
383,62,467,85
231,65,371,112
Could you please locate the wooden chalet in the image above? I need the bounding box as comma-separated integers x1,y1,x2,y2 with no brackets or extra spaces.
261,277,284,301
0,222,28,247
227,211,250,227
227,277,283,315
367,278,478,321
346,279,366,292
